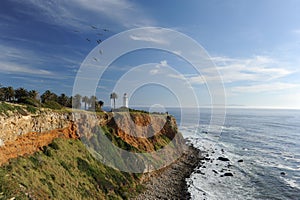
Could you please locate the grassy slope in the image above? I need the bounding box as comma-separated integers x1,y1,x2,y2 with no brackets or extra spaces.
0,138,143,200
0,102,37,116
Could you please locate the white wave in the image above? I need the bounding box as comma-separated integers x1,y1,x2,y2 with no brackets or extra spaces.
283,156,300,163
276,164,300,171
222,126,246,132
282,178,300,190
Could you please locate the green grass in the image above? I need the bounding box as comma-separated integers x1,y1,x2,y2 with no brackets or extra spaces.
0,102,30,116
42,101,63,110
0,138,143,200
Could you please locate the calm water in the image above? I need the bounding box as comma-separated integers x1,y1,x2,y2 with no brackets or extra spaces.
168,108,300,200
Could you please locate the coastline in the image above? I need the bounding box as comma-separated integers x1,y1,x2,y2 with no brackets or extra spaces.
134,144,203,200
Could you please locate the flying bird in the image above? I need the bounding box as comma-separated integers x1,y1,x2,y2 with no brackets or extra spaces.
96,39,102,44
91,25,97,29
103,28,109,32
86,38,91,42
93,57,98,61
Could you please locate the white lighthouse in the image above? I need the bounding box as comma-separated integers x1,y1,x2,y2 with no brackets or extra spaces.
123,93,128,108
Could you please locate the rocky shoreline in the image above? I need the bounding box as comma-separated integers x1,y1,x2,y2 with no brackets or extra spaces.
134,144,204,200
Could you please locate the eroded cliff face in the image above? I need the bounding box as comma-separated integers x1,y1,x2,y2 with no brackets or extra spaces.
108,112,181,152
0,110,72,143
0,107,184,168
0,109,112,145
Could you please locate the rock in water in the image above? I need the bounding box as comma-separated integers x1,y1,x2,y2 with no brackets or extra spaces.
223,172,233,177
280,172,286,176
237,159,244,163
217,157,230,162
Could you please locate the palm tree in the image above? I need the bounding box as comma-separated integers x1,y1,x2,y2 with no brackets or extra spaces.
72,94,82,109
82,96,90,110
110,92,118,109
89,95,97,109
28,90,39,101
40,90,57,103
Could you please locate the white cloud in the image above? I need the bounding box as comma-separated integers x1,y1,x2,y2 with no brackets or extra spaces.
188,75,206,84
167,73,186,80
231,82,299,93
158,60,168,67
169,55,299,101
149,68,159,75
0,61,53,75
130,35,168,45
0,44,55,76
200,55,294,83
19,0,154,30
73,0,153,28
149,60,169,75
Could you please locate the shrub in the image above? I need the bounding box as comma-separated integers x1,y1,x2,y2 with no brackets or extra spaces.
21,97,40,107
43,101,62,110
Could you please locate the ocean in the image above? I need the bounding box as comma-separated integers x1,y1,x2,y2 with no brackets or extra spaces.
168,108,300,200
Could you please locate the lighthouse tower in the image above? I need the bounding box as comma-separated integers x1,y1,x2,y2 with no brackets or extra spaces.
123,93,128,108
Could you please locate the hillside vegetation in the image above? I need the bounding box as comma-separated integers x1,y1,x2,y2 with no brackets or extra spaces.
0,138,143,200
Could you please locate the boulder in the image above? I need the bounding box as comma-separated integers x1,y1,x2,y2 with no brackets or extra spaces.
217,157,230,162
223,172,233,177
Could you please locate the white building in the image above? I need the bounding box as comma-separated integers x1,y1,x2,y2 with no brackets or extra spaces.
123,93,128,108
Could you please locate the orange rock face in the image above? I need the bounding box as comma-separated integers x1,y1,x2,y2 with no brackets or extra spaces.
107,112,182,152
0,122,79,165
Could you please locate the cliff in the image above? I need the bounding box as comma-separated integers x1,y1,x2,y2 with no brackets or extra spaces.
0,103,186,199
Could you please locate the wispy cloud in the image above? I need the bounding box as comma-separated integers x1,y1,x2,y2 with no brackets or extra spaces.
129,27,171,45
231,82,299,93
150,60,169,75
18,0,154,30
212,55,293,82
0,44,54,76
130,35,169,45
186,55,295,85
0,61,53,75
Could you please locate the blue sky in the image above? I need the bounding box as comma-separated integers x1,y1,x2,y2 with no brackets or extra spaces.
1,0,300,109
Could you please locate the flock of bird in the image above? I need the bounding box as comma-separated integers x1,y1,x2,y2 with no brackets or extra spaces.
73,25,110,45
73,25,110,62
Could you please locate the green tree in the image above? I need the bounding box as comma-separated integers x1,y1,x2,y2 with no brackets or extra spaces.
110,92,118,109
4,86,15,102
15,88,29,103
0,85,4,101
58,93,69,107
99,100,104,109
